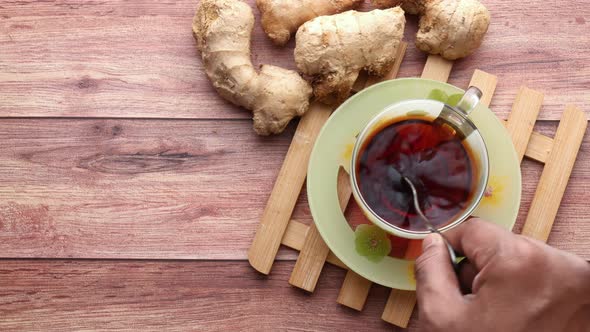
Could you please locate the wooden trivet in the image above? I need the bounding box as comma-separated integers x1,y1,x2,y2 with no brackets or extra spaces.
248,44,587,328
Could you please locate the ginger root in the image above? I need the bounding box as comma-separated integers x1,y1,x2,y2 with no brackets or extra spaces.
193,0,312,135
371,0,422,14
294,8,405,104
256,0,363,46
372,0,403,10
372,0,490,60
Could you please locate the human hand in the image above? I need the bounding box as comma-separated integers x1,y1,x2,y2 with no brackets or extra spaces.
415,218,590,332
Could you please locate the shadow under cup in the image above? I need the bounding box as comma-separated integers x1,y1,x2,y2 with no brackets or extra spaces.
350,98,489,240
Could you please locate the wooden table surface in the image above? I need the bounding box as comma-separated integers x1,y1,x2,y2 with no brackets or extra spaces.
1,0,589,330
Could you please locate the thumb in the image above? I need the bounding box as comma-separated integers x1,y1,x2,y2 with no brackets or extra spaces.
415,233,464,318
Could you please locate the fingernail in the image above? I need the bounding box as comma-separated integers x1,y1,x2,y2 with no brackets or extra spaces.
422,233,441,251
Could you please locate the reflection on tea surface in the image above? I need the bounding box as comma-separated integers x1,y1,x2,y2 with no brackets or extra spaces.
357,117,476,231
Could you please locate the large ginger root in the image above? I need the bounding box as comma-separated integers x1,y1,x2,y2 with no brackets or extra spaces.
294,8,405,104
256,0,363,46
193,0,312,135
372,0,490,60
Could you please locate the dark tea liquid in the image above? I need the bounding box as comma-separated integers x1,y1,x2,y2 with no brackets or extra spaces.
356,117,476,231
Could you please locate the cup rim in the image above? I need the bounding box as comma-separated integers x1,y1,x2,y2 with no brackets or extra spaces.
350,99,490,239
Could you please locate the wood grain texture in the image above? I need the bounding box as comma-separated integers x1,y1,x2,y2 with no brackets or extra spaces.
421,55,453,82
0,118,295,260
522,106,588,241
288,168,351,291
0,0,290,120
0,260,422,332
282,219,309,252
469,71,553,164
337,271,373,311
382,290,417,328
506,86,545,162
525,131,553,163
1,0,589,119
248,102,333,274
380,245,419,327
251,20,414,280
468,69,497,107
1,1,589,330
1,120,589,260
334,174,372,310
282,220,347,269
288,223,330,291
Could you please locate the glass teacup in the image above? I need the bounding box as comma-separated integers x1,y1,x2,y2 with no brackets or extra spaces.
350,87,489,239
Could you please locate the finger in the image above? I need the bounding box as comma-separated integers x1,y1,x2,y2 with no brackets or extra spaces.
457,259,477,294
415,233,465,317
444,218,514,270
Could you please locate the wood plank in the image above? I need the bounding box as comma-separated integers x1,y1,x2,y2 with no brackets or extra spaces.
282,219,309,251
287,224,330,290
0,260,421,331
0,119,589,260
464,68,559,181
382,290,417,328
469,71,553,164
281,220,347,269
522,106,588,242
1,1,589,120
421,55,453,82
288,168,351,291
500,122,554,164
526,132,554,163
248,102,333,274
0,0,294,120
0,118,297,260
468,69,497,107
337,271,373,311
381,242,420,327
505,87,545,162
325,252,346,268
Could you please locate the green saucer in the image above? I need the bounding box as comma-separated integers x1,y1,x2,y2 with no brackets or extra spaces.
307,78,521,290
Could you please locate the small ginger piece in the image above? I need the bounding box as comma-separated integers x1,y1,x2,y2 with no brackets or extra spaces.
371,0,491,59
193,0,312,135
416,0,490,59
256,0,363,46
294,8,405,104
